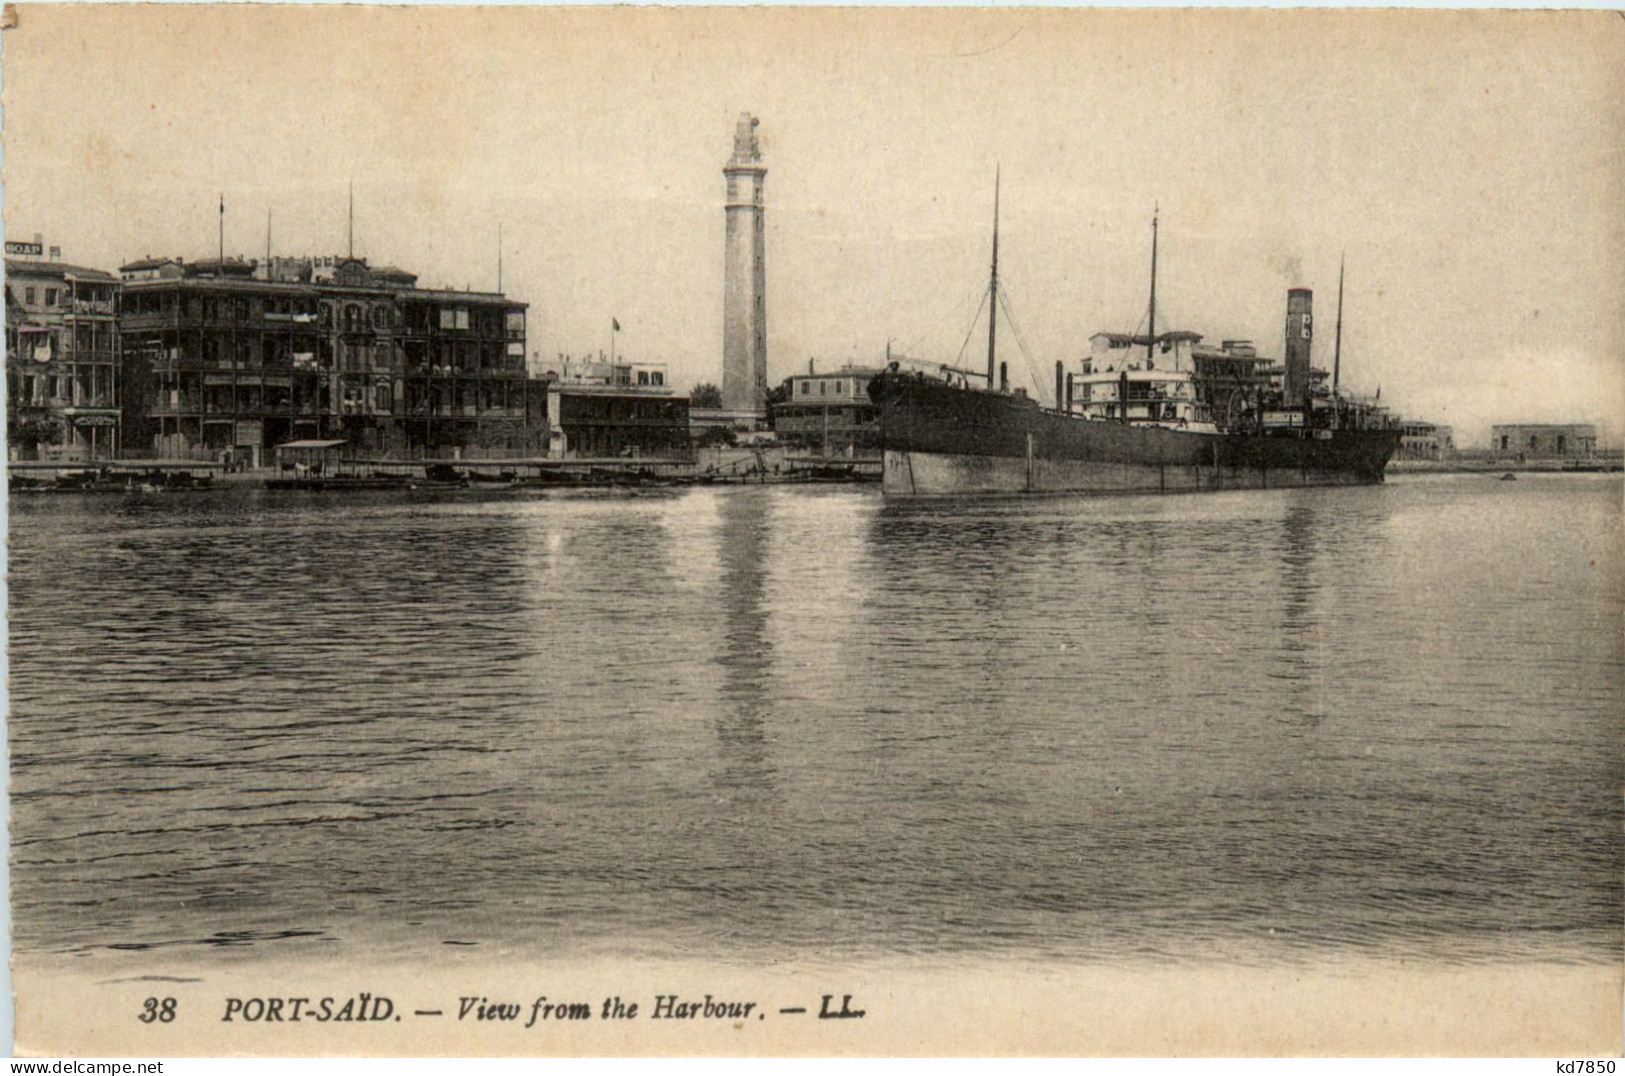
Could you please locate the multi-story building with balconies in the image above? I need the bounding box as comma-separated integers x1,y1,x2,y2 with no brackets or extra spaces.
542,355,691,460
118,255,538,464
5,252,123,460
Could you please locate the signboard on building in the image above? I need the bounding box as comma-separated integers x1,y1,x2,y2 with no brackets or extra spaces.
234,420,264,448
1263,411,1305,428
6,240,44,256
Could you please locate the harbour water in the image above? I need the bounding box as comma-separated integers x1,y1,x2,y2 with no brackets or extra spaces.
8,474,1622,970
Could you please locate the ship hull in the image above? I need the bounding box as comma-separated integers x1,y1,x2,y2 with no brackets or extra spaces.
870,373,1400,498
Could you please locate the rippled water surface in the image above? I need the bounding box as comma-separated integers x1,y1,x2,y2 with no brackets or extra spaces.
9,475,1622,967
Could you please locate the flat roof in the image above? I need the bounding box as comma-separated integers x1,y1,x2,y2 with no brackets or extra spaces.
5,259,118,281
121,276,524,307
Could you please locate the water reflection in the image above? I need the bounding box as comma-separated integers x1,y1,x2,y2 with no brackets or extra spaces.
711,489,775,797
7,479,1622,966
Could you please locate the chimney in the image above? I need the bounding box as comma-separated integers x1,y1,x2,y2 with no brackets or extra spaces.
1283,288,1313,409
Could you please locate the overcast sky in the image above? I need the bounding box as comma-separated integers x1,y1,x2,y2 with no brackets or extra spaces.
5,7,1621,445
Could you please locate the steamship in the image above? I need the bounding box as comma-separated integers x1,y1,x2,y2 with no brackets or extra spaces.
867,193,1401,497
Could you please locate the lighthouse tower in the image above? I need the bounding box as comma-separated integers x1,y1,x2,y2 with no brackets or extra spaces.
722,113,768,417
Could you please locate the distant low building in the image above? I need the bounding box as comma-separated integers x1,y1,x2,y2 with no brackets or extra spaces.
772,363,883,459
1490,423,1596,459
1399,420,1455,461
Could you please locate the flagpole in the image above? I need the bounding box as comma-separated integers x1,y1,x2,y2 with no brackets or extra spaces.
610,317,616,372
218,192,225,269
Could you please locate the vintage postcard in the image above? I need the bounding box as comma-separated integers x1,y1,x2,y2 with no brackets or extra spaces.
4,4,1622,1058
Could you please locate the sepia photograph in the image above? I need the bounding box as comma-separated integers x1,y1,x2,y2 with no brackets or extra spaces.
3,4,1622,1057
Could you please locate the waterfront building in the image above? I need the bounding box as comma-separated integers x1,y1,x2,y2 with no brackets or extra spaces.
689,406,767,440
1489,423,1597,459
118,255,536,463
721,113,768,419
119,257,185,282
1399,420,1455,461
5,244,123,461
772,362,884,458
543,355,692,460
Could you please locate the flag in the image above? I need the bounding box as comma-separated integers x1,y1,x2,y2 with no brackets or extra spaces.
219,194,225,215
612,318,621,332
1375,384,1381,400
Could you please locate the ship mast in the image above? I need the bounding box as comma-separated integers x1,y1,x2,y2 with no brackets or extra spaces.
986,167,1000,389
1332,252,1345,394
1146,206,1158,366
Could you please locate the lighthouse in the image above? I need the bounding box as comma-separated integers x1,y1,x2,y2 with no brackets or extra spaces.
722,113,768,417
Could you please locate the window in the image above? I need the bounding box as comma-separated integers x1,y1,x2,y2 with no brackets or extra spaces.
800,382,808,395
819,381,827,396
24,287,35,304
44,288,58,307
651,371,663,386
835,381,844,395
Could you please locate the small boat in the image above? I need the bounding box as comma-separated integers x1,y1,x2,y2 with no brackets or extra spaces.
421,463,472,487
1499,472,1518,481
265,474,414,491
465,469,520,485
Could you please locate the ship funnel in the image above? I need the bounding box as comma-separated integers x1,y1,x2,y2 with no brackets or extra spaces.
1284,287,1313,409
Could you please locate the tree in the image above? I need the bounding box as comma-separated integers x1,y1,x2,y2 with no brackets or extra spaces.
695,425,738,448
689,382,723,409
8,418,59,448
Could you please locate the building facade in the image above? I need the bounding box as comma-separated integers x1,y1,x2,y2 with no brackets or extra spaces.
5,251,122,461
772,364,883,458
545,357,692,460
1398,420,1455,461
721,113,768,417
1489,424,1597,459
118,256,537,463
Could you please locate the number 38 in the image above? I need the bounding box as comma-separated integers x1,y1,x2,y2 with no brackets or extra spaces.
139,997,177,1024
